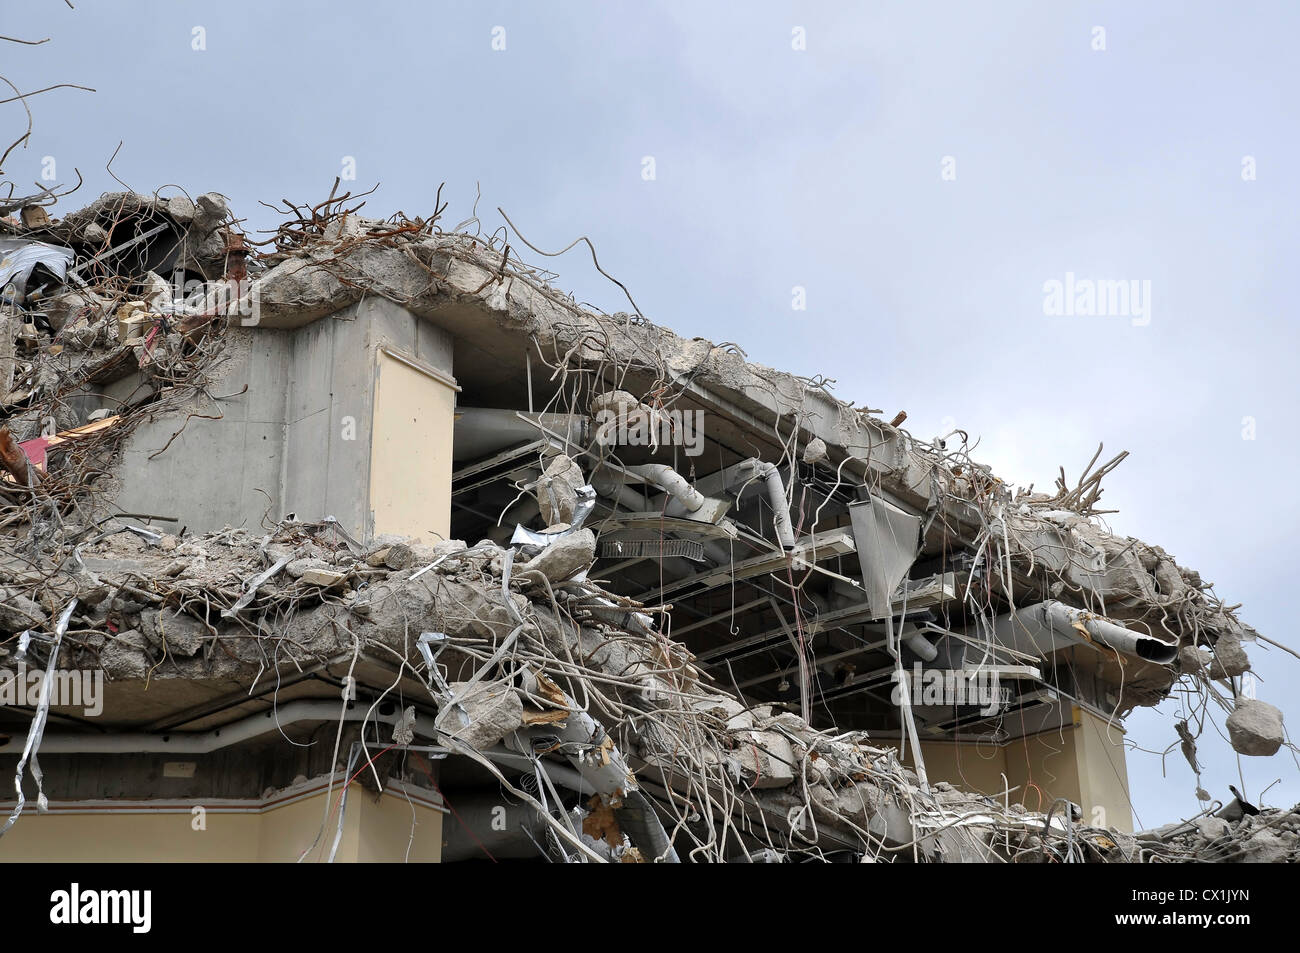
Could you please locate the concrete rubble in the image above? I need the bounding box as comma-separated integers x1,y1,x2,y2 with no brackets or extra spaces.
0,184,1293,862
1135,803,1300,863
1225,700,1286,758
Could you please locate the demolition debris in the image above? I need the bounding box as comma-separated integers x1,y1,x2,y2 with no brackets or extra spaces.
0,183,1292,862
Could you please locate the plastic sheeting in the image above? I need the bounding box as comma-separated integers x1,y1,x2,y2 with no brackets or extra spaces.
0,239,75,299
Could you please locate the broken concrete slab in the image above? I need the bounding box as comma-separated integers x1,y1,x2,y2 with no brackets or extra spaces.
522,529,595,584
536,454,586,526
140,608,210,657
99,629,150,679
435,682,524,750
728,729,796,789
0,592,47,631
1226,699,1285,756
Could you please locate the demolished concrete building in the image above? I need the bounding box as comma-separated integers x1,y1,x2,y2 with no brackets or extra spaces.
0,185,1292,862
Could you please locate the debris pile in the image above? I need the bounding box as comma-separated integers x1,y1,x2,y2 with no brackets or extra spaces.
0,190,242,531
244,198,1285,763
1135,801,1300,863
0,512,1283,862
0,185,1292,861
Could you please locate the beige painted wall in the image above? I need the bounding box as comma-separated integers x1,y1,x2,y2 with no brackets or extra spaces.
1074,707,1134,831
0,781,444,862
898,707,1134,831
1002,709,1132,831
369,349,456,542
1003,724,1084,817
917,740,1008,798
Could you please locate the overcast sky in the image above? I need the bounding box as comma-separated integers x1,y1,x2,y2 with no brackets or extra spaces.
5,0,1297,827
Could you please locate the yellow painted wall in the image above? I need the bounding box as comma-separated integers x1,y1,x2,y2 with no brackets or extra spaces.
897,707,1134,831
1074,708,1133,831
0,783,444,863
354,790,443,863
1002,711,1132,831
369,349,456,542
916,741,1008,798
0,809,264,862
1003,725,1083,817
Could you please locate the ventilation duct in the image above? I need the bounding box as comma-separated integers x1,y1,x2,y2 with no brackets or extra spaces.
993,600,1177,665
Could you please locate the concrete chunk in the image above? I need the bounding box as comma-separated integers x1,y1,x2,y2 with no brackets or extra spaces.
1207,632,1251,679
0,592,47,631
366,541,412,570
435,682,524,750
691,694,753,731
1226,698,1285,756
140,608,209,657
298,567,347,588
100,629,150,679
287,558,348,588
802,437,828,464
728,729,796,789
165,194,196,224
1237,829,1288,863
1193,816,1230,841
536,454,586,526
523,529,595,583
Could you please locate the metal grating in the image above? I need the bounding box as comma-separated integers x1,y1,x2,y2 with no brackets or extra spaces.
600,538,705,562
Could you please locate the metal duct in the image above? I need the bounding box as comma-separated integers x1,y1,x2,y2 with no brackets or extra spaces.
624,463,704,513
993,600,1177,665
453,407,585,463
590,469,651,511
0,700,431,755
600,538,706,561
616,788,681,863
1043,601,1178,664
439,794,579,862
757,462,796,550
903,629,938,662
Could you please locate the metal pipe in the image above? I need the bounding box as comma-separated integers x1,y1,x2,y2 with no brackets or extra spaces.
616,788,680,863
757,462,796,550
903,630,938,662
1043,601,1177,665
453,407,585,460
624,463,704,513
590,469,650,511
0,700,429,755
439,794,564,862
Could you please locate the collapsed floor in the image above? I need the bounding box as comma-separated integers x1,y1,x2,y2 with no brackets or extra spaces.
0,184,1294,861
